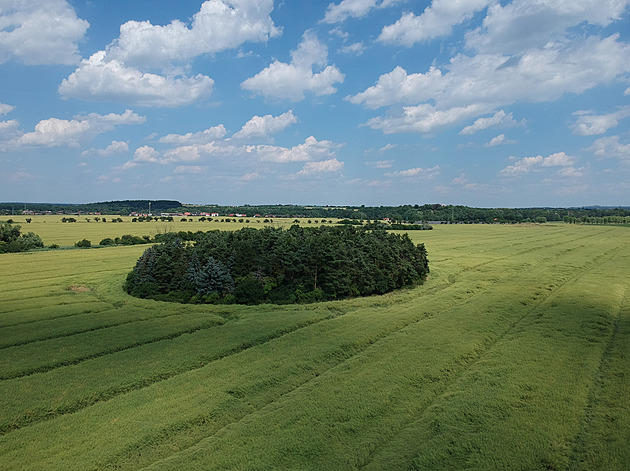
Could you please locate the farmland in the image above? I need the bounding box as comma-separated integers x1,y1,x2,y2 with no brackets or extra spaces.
0,223,628,470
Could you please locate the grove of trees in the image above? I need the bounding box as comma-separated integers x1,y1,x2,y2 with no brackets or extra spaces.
0,223,44,253
125,225,429,305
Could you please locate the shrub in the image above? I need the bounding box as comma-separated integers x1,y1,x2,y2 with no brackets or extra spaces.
99,238,115,246
75,239,92,248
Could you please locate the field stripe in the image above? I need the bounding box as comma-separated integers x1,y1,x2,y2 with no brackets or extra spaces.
0,313,225,379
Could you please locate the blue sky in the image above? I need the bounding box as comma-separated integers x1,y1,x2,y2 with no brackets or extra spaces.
1,0,629,207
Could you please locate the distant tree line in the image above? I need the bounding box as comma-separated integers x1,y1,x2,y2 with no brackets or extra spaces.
0,223,43,253
3,201,629,223
125,225,429,305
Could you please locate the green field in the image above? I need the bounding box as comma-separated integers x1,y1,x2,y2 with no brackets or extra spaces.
0,224,628,470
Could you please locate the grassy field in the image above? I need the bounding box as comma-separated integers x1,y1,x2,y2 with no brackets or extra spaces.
0,223,628,470
2,215,339,247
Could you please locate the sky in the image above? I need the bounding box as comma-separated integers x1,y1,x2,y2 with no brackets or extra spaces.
1,0,630,207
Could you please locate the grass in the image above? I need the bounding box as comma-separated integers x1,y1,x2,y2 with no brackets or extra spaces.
0,223,628,470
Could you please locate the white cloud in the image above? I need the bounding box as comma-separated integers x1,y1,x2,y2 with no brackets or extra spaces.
571,106,630,136
59,0,278,107
365,103,487,134
106,0,279,70
485,134,517,147
0,103,14,115
378,143,397,152
133,145,160,163
174,165,206,174
322,0,403,24
338,42,366,55
588,135,630,161
378,0,492,46
251,136,339,163
466,0,630,55
162,142,237,163
240,171,262,181
500,155,543,175
232,110,297,140
385,165,440,178
0,0,88,65
485,134,505,147
366,160,393,168
82,140,129,157
296,158,344,175
241,31,344,101
557,166,587,178
347,65,444,109
460,110,524,135
17,110,145,148
541,152,575,167
351,34,630,134
59,52,215,107
500,151,575,175
159,125,227,145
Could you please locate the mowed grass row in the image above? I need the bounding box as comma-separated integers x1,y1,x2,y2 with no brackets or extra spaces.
0,225,608,435
0,225,627,469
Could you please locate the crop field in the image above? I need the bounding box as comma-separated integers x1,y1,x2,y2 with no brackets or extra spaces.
2,215,339,247
0,223,628,470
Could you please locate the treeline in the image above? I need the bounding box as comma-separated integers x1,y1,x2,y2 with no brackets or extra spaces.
125,225,429,305
3,201,629,224
0,223,43,253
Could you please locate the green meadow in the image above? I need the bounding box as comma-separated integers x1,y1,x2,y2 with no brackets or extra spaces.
0,223,628,470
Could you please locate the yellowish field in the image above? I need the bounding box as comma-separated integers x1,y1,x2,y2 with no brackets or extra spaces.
5,215,338,246
0,223,628,470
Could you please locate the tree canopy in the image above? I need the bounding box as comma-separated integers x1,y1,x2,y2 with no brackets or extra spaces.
125,225,429,305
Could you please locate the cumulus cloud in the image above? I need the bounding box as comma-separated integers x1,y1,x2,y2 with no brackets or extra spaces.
82,140,129,157
17,110,145,148
232,110,297,140
59,0,278,107
241,31,344,101
572,106,630,136
385,165,440,178
0,0,88,65
251,136,340,163
106,0,279,70
296,158,344,175
351,34,630,134
460,110,524,135
59,52,215,107
322,0,403,24
500,152,575,175
378,0,492,46
159,124,227,145
484,134,517,147
587,135,630,161
366,103,486,134
347,66,444,109
0,103,15,115
133,145,160,163
465,0,630,55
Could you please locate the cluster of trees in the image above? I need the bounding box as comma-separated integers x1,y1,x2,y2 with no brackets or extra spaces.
125,225,429,305
0,223,44,253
